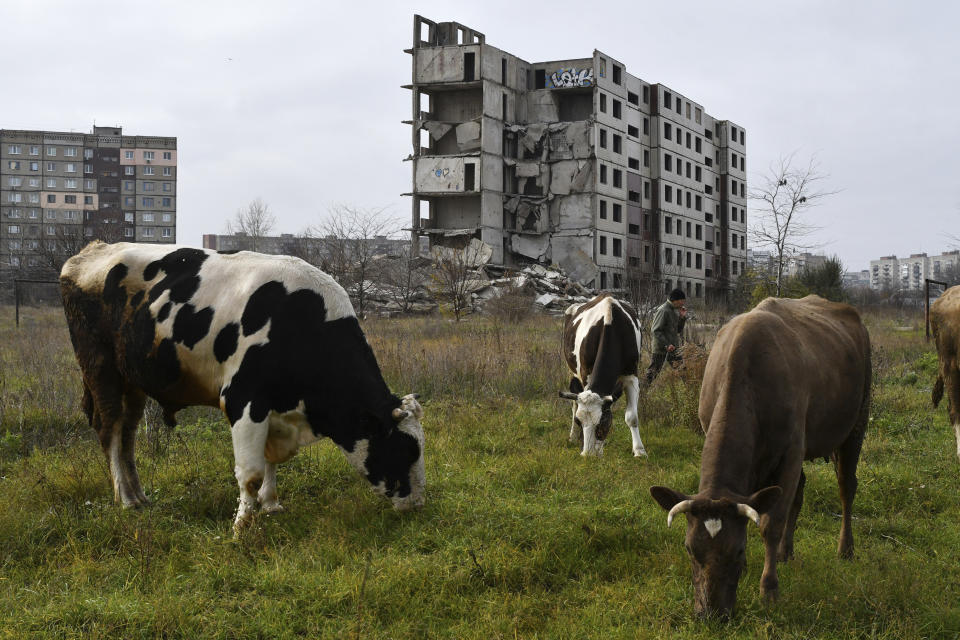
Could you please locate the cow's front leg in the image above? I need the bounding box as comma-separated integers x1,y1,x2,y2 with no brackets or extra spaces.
231,410,269,535
581,424,600,456
258,462,284,514
623,376,646,457
569,404,581,444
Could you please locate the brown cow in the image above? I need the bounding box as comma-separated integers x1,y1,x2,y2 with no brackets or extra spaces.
651,295,871,618
931,285,960,460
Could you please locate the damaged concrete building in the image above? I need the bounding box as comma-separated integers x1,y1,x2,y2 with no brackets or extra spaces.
404,15,748,299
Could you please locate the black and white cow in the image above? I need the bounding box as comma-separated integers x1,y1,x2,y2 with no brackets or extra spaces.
559,293,647,457
60,241,425,533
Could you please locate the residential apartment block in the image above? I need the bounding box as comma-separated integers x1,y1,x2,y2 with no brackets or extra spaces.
201,232,412,259
1,125,176,281
869,251,960,291
405,15,747,298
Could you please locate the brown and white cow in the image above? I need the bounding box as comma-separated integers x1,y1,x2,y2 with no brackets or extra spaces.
931,284,960,460
60,242,426,534
650,295,871,618
559,293,647,457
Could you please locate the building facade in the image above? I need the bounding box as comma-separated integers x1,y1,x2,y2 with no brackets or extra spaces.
1,125,176,281
869,250,960,290
405,15,747,298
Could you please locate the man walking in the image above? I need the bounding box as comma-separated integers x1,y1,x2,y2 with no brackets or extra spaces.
645,288,688,385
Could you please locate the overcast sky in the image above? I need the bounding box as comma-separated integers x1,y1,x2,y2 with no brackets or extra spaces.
2,0,957,270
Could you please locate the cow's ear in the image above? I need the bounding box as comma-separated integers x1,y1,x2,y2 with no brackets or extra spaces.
747,486,782,515
650,486,690,511
569,377,584,393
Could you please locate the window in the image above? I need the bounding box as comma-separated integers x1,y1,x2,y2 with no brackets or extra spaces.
686,221,692,237
85,196,94,205
143,151,155,160
732,260,739,275
46,178,57,188
613,203,622,222
740,183,745,197
144,182,155,191
29,178,39,187
85,179,95,189
695,195,702,211
8,177,22,187
686,252,692,268
84,149,93,159
162,182,172,192
124,166,135,176
686,102,691,119
144,166,154,175
643,117,649,135
695,107,702,124
612,134,622,153
125,150,134,159
7,209,20,218
643,150,649,167
600,200,607,219
628,157,639,170
664,153,672,172
84,164,93,174
143,227,155,238
664,247,672,265
695,224,702,240
599,235,607,255
124,181,134,190
66,163,76,172
29,146,39,155
664,185,672,203
63,210,78,220
664,122,672,140
8,225,20,234
642,85,649,103
64,195,77,204
612,99,622,119
124,227,135,238
161,198,171,207
8,161,21,170
695,166,702,182
27,209,38,218
46,162,56,171
612,238,622,257
600,164,607,184
29,161,39,171
124,196,134,206
8,193,22,203
686,132,691,149
46,194,56,203
600,93,607,113
28,193,39,203
600,271,607,289
161,213,172,222
46,146,57,156
125,212,134,222
663,91,672,110
162,167,172,176
627,91,638,105
675,99,681,115
628,190,640,203
600,129,607,149
612,64,622,85
162,227,172,238
65,178,77,188
628,223,639,234
643,181,650,199
686,191,691,209
613,169,622,188
46,225,56,236
8,145,21,154
142,199,154,208
740,130,745,145
686,162,691,179
143,212,155,222
64,147,77,157
731,125,738,141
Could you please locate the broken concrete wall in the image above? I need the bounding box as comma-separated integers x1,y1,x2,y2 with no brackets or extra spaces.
415,46,480,84
432,88,483,121
524,91,559,123
551,235,599,286
455,121,481,152
416,157,467,192
530,58,595,88
481,116,502,155
431,194,481,229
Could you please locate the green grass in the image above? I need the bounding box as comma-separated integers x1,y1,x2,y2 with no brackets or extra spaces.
0,305,958,638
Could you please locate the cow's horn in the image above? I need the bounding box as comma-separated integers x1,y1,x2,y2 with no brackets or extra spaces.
736,503,760,526
559,391,579,400
666,500,694,527
392,408,410,421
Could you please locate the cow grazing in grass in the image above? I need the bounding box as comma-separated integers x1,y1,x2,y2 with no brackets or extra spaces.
60,241,425,533
931,285,960,460
650,295,871,618
559,293,647,457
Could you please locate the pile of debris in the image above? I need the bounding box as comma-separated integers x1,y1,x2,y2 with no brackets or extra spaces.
471,263,594,314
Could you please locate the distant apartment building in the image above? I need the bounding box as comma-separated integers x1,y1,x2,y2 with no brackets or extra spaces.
842,270,871,289
1,125,176,281
869,250,960,290
202,232,413,260
405,15,747,299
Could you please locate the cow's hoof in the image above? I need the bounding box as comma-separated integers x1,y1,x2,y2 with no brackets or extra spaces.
633,448,648,458
262,503,285,515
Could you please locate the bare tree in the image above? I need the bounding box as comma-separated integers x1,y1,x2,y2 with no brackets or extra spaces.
374,244,429,313
311,205,399,318
431,239,485,321
226,198,276,252
749,153,838,296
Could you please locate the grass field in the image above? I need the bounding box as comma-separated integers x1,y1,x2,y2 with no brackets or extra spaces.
0,304,958,639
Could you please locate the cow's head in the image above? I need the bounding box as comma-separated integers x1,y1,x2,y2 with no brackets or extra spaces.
649,485,782,619
559,388,614,455
353,394,425,512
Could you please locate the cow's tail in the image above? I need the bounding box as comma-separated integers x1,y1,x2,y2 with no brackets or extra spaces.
933,373,944,408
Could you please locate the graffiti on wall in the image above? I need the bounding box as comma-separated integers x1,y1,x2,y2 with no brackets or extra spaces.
547,67,594,89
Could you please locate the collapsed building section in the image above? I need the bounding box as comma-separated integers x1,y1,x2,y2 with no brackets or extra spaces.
404,15,748,298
